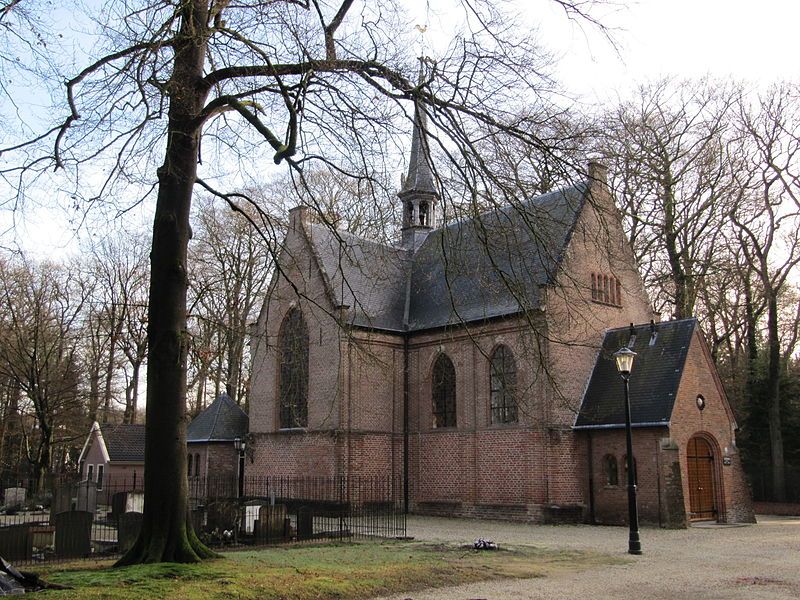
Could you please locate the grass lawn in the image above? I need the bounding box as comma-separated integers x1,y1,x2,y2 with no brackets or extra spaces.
36,540,623,599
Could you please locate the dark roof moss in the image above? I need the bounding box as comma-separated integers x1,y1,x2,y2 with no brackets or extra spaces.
187,394,249,443
574,318,697,430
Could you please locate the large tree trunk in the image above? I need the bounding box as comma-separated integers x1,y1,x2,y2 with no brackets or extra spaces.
117,0,216,565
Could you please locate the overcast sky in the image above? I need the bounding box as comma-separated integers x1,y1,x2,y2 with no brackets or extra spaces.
4,0,798,257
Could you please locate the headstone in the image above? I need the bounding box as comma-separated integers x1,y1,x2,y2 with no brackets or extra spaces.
117,512,143,555
0,525,32,562
243,501,268,534
297,506,313,540
255,504,287,540
125,493,144,513
112,492,144,520
73,482,97,513
50,485,73,521
54,511,93,558
2,488,25,507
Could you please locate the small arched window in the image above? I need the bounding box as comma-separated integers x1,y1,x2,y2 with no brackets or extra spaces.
604,455,618,486
195,453,201,477
432,354,456,428
187,453,193,477
279,307,309,428
490,345,518,424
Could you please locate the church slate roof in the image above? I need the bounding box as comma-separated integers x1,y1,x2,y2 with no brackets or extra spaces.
574,318,698,430
305,182,588,332
306,225,413,331
187,394,249,443
101,424,146,462
407,184,587,330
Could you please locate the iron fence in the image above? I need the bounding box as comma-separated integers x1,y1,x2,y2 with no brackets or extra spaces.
0,475,405,566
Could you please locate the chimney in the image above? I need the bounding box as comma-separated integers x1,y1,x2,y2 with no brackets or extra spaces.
289,205,310,233
588,160,609,188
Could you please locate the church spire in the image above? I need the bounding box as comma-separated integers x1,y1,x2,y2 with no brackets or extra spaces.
401,99,436,196
399,66,438,250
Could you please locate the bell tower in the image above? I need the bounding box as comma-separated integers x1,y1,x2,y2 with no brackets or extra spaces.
399,98,438,250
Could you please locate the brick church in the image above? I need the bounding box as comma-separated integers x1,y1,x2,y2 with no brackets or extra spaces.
248,105,754,527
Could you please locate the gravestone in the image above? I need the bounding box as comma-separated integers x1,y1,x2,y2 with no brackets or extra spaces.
73,482,97,513
111,492,144,520
297,506,313,540
0,525,32,562
117,512,143,554
54,511,93,558
2,488,25,507
255,504,288,540
50,485,73,520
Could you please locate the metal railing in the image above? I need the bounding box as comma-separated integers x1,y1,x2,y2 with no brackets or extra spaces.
0,474,405,565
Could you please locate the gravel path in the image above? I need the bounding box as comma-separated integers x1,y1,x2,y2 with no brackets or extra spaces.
371,515,800,600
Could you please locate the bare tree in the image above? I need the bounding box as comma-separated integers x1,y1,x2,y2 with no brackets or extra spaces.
188,197,272,409
730,82,800,502
601,79,737,318
0,255,87,487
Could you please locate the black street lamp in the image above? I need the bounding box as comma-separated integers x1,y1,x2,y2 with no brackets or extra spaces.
613,346,642,555
234,436,246,499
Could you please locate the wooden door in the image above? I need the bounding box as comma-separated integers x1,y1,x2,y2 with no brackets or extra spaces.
687,436,717,520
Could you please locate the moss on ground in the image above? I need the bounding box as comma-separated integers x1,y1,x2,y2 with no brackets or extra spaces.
38,541,623,599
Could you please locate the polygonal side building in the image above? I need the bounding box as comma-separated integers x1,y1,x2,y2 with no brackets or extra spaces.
247,109,754,526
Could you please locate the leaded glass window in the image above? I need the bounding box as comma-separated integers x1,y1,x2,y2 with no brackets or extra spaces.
490,345,518,424
432,354,456,428
279,307,309,428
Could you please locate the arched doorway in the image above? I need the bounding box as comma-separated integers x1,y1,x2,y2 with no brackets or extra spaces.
687,436,718,521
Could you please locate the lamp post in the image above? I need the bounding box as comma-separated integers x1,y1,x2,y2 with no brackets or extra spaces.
613,346,641,555
234,436,246,499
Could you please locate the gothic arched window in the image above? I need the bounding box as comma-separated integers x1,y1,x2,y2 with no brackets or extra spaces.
278,307,309,428
490,345,518,424
432,354,456,428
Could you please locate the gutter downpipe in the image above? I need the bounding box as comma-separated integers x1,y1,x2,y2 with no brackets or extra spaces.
403,333,410,514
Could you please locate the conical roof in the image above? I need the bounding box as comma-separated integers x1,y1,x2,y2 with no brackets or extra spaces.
187,394,248,442
400,100,437,196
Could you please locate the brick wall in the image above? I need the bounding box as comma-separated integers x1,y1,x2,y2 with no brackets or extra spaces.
586,428,677,527
669,330,755,524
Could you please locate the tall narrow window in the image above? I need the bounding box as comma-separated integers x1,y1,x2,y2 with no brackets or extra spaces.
87,464,94,482
279,308,309,428
490,345,518,424
604,455,618,486
187,453,193,477
96,465,104,490
432,354,456,428
195,453,200,477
